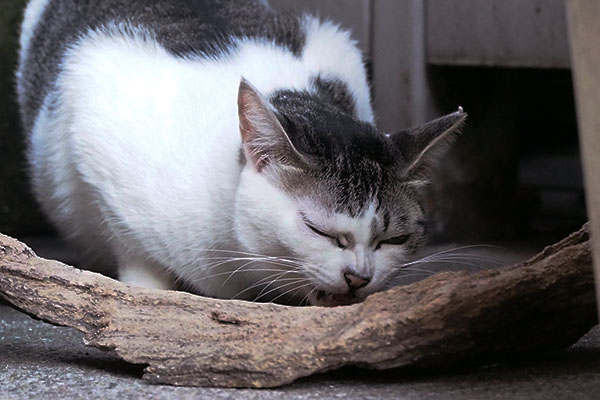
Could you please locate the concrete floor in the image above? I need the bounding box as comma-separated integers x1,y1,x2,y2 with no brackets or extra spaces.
2,305,600,399
2,237,600,399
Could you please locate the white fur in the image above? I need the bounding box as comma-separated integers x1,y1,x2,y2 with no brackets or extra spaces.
118,257,177,291
25,19,401,304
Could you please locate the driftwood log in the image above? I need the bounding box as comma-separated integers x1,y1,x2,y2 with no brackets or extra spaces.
0,225,597,388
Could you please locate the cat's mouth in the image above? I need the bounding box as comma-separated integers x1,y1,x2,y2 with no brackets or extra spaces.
312,289,363,307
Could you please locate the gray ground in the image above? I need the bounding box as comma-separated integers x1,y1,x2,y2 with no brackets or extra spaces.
2,237,600,399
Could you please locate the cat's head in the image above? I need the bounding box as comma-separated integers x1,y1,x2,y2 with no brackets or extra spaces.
233,78,466,306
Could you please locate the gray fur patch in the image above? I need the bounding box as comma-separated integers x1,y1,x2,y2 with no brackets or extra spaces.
310,75,356,117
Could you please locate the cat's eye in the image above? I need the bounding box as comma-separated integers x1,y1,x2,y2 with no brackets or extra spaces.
306,223,331,238
305,224,346,249
375,234,410,250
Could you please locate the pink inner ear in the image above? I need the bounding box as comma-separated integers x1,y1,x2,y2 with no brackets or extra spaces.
238,90,254,143
238,87,268,172
238,78,308,173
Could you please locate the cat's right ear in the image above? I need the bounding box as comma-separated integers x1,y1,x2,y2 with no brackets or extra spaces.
238,78,312,173
390,108,466,181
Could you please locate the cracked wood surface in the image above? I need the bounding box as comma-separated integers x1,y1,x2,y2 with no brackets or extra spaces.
0,225,597,388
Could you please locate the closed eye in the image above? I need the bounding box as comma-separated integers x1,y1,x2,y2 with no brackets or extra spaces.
304,222,346,249
306,223,334,239
375,234,410,249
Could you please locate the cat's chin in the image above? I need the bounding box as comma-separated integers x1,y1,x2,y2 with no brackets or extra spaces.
310,289,364,307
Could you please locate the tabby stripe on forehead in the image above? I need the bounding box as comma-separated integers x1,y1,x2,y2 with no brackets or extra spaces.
383,212,391,232
367,206,389,237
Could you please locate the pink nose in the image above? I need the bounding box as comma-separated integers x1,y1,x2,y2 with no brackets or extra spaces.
344,272,370,290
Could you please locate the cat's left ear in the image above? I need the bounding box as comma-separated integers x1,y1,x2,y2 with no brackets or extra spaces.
238,77,314,173
390,107,466,180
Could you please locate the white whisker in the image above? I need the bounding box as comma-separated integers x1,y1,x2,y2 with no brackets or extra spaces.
269,282,315,304
419,244,504,259
232,268,304,299
253,280,312,303
198,256,300,272
177,246,304,263
300,287,318,306
221,259,263,286
193,268,294,282
398,266,438,274
412,259,491,270
253,271,308,300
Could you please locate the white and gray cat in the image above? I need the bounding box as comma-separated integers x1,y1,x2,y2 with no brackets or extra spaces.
16,0,465,306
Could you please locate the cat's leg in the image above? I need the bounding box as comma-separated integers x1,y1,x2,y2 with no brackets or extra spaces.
117,257,177,291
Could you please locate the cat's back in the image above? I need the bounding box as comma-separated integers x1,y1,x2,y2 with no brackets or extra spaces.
17,0,305,133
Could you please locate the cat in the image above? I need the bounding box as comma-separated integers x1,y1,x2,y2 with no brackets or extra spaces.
16,0,465,306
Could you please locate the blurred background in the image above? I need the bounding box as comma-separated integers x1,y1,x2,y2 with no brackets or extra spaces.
0,0,587,253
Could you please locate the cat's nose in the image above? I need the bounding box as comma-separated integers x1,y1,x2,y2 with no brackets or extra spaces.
344,272,370,290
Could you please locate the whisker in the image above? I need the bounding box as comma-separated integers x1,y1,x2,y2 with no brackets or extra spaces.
185,255,301,266
253,269,307,300
181,256,301,282
194,268,294,282
391,272,435,279
387,273,433,285
397,266,438,274
410,244,505,259
269,282,315,304
253,280,312,303
236,269,300,290
412,259,491,270
232,269,304,299
221,259,263,286
177,246,305,262
198,256,300,272
428,254,502,263
418,244,505,259
422,254,504,265
239,276,307,294
300,287,318,306
398,253,501,272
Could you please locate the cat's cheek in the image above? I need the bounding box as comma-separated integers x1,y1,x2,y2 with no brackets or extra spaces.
233,167,300,252
370,250,409,289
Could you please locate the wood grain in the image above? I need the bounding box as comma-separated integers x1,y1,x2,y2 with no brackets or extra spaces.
0,225,596,388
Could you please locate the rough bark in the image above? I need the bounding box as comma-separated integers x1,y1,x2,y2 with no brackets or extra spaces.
0,224,597,388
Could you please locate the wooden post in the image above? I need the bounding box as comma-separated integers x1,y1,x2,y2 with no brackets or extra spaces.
372,0,434,131
566,0,600,317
